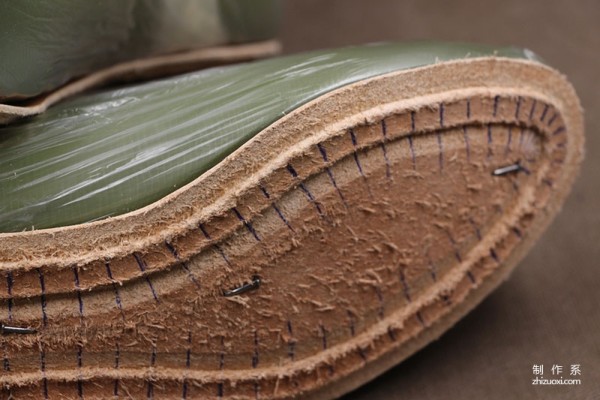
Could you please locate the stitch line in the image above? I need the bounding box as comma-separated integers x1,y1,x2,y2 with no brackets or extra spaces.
105,262,125,318
317,143,348,206
199,224,233,267
133,253,159,303
259,185,294,231
493,95,500,117
72,267,84,319
380,120,392,178
233,208,261,242
286,164,324,217
40,344,48,399
37,268,48,327
349,129,367,178
165,241,201,289
466,98,471,119
286,320,295,361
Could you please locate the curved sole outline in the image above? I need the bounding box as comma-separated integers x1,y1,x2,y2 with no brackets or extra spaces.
0,58,584,399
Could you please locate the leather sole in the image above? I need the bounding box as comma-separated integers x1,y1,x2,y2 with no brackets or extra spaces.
0,57,583,399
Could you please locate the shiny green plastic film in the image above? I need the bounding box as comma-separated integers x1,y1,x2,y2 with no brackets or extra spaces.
0,42,536,232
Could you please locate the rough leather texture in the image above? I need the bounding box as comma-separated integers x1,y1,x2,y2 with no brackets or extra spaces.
280,0,600,398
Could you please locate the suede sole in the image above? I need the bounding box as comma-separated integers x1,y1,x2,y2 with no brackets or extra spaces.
0,57,583,399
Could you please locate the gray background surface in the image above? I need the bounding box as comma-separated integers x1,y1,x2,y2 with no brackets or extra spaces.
280,1,600,398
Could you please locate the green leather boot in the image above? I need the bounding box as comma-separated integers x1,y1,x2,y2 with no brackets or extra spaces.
0,42,583,399
0,0,281,123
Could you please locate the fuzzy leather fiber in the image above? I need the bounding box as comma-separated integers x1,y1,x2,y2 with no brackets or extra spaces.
281,0,600,398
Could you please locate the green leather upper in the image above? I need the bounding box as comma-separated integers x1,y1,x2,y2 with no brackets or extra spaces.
0,42,538,232
0,0,280,100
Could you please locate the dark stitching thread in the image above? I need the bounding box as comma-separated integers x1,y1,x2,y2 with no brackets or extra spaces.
487,124,493,159
286,320,295,361
428,257,437,282
105,262,124,318
319,323,334,375
375,286,385,319
493,95,500,117
219,336,225,369
441,294,452,306
72,267,84,319
490,248,500,263
408,136,417,170
147,379,154,399
40,344,48,399
439,102,445,127
466,98,471,119
252,330,259,369
319,323,328,350
37,268,48,327
416,311,426,328
540,103,549,122
387,326,397,341
409,111,417,170
147,345,156,400
552,126,565,136
381,120,391,178
218,336,225,398
347,310,356,337
259,185,294,231
358,346,368,361
199,224,233,267
316,144,347,206
469,218,482,241
286,164,324,217
515,96,522,119
529,99,537,120
512,227,523,239
150,345,157,366
1,336,13,398
547,112,558,126
113,343,120,397
2,346,9,372
165,242,201,289
233,208,261,242
349,129,367,178
445,231,462,263
133,253,159,303
467,271,477,285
